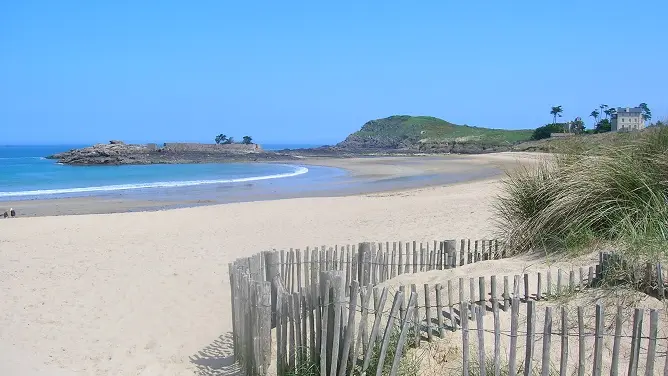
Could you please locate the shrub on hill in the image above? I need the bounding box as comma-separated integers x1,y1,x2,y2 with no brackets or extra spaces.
530,123,568,140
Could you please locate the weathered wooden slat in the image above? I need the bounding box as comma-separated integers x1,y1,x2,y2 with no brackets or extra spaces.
398,242,403,275
541,307,552,376
469,278,476,320
524,273,530,301
462,301,471,376
338,281,359,376
524,300,536,376
577,307,585,376
592,304,603,376
388,292,417,376
610,306,622,376
362,287,388,373
293,293,302,371
503,276,509,312
412,241,418,274
493,304,501,376
476,306,486,376
319,279,331,376
435,283,444,337
628,308,644,376
559,307,568,376
490,275,498,311
351,285,371,376
448,280,456,331
329,274,344,376
536,272,542,300
375,291,404,376
424,284,433,341
508,298,519,376
411,284,420,347
479,276,486,316
645,309,659,376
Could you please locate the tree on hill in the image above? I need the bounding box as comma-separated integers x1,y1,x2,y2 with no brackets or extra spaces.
590,109,600,126
571,117,585,134
531,123,568,140
224,137,234,144
595,119,612,133
603,107,615,120
215,134,228,144
242,136,253,145
639,103,652,122
550,106,563,124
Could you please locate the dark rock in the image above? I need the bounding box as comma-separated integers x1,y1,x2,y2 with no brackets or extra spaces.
48,143,299,165
109,140,125,145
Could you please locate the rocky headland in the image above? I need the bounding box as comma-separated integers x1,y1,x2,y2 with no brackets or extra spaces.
49,116,536,165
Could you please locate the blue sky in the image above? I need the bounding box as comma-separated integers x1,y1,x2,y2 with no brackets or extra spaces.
1,0,666,145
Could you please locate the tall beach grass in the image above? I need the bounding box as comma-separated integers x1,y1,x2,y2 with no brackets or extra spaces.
495,127,668,259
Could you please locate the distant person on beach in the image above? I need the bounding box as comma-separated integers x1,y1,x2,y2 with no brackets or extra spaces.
10,208,15,217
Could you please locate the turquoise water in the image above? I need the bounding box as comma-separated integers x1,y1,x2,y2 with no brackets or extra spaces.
0,145,314,200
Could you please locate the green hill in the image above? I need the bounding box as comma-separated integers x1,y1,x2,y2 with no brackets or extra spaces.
337,115,533,152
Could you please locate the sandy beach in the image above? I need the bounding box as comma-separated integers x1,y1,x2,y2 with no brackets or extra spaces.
0,153,540,375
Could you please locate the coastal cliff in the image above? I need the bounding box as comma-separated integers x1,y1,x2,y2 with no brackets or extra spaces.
48,141,295,165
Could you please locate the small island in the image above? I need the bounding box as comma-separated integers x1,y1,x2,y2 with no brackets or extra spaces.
46,139,300,165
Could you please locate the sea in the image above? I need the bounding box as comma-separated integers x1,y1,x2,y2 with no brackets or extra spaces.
0,144,344,201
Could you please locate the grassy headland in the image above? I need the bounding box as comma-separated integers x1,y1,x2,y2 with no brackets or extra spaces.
338,115,533,152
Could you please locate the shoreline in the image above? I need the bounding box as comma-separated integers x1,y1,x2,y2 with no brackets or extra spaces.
0,153,541,217
0,152,542,375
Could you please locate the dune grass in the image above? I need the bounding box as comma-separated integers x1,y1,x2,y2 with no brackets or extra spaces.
495,127,668,259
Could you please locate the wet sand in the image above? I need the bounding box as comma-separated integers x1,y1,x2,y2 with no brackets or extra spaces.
0,153,539,217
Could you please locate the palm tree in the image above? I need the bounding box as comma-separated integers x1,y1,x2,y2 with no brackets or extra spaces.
599,104,608,118
590,109,600,126
550,106,563,125
242,136,253,145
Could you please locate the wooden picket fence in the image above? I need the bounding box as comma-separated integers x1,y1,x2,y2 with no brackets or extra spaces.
599,251,668,299
228,241,668,376
228,239,504,376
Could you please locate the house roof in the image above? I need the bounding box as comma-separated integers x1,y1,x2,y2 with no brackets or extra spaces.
616,107,643,113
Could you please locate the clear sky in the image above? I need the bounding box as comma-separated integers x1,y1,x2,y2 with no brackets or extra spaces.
1,0,666,145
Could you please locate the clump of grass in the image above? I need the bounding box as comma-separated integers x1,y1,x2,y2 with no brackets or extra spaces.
495,127,668,258
352,329,419,376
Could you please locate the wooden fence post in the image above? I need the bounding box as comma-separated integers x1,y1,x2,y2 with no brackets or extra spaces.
559,307,568,376
509,298,519,376
388,292,417,376
375,291,404,376
476,306,486,375
541,307,552,376
524,300,536,376
628,308,644,376
592,304,604,376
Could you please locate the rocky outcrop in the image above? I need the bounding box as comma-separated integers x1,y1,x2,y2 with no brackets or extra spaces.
48,141,294,165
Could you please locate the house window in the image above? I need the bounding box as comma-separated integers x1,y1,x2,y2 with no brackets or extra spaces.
622,118,625,122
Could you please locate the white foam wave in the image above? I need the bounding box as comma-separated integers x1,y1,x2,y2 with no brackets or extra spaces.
0,166,309,198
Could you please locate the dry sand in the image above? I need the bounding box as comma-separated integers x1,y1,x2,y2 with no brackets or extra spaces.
0,152,550,375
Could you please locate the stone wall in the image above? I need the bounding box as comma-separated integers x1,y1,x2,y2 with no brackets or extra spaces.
161,143,261,152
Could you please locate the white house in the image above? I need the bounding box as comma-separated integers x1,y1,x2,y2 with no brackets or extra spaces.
611,107,645,132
